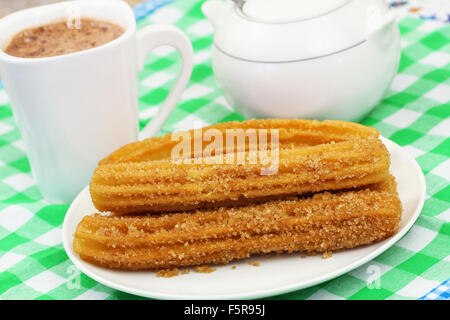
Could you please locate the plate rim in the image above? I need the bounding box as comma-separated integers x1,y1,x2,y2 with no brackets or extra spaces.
62,136,426,300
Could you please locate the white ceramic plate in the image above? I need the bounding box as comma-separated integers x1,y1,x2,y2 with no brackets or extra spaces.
62,137,426,300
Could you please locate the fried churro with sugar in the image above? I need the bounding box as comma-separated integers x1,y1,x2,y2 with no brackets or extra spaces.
74,176,402,270
99,119,379,164
90,138,390,214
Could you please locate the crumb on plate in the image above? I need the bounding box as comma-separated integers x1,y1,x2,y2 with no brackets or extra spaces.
156,268,179,278
194,265,216,273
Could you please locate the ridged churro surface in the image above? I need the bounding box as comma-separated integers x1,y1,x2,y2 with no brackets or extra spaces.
90,138,390,213
99,119,379,164
74,177,402,270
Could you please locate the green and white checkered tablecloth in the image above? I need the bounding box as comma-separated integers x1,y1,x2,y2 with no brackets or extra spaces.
0,0,449,300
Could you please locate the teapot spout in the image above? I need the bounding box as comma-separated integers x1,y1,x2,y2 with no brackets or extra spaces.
366,10,398,48
202,0,232,29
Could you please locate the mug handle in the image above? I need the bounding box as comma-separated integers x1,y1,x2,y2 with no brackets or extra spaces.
136,25,194,140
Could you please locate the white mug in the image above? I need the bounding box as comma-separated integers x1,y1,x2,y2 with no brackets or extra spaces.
0,0,194,203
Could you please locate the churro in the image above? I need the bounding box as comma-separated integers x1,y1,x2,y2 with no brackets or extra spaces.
99,119,380,164
90,138,390,214
74,176,402,270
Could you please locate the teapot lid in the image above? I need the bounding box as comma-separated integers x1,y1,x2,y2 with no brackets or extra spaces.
242,0,350,23
206,0,393,62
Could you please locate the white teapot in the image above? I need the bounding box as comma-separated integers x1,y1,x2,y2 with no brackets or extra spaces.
202,0,401,121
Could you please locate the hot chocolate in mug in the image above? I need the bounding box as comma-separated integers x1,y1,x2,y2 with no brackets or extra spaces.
0,0,194,203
